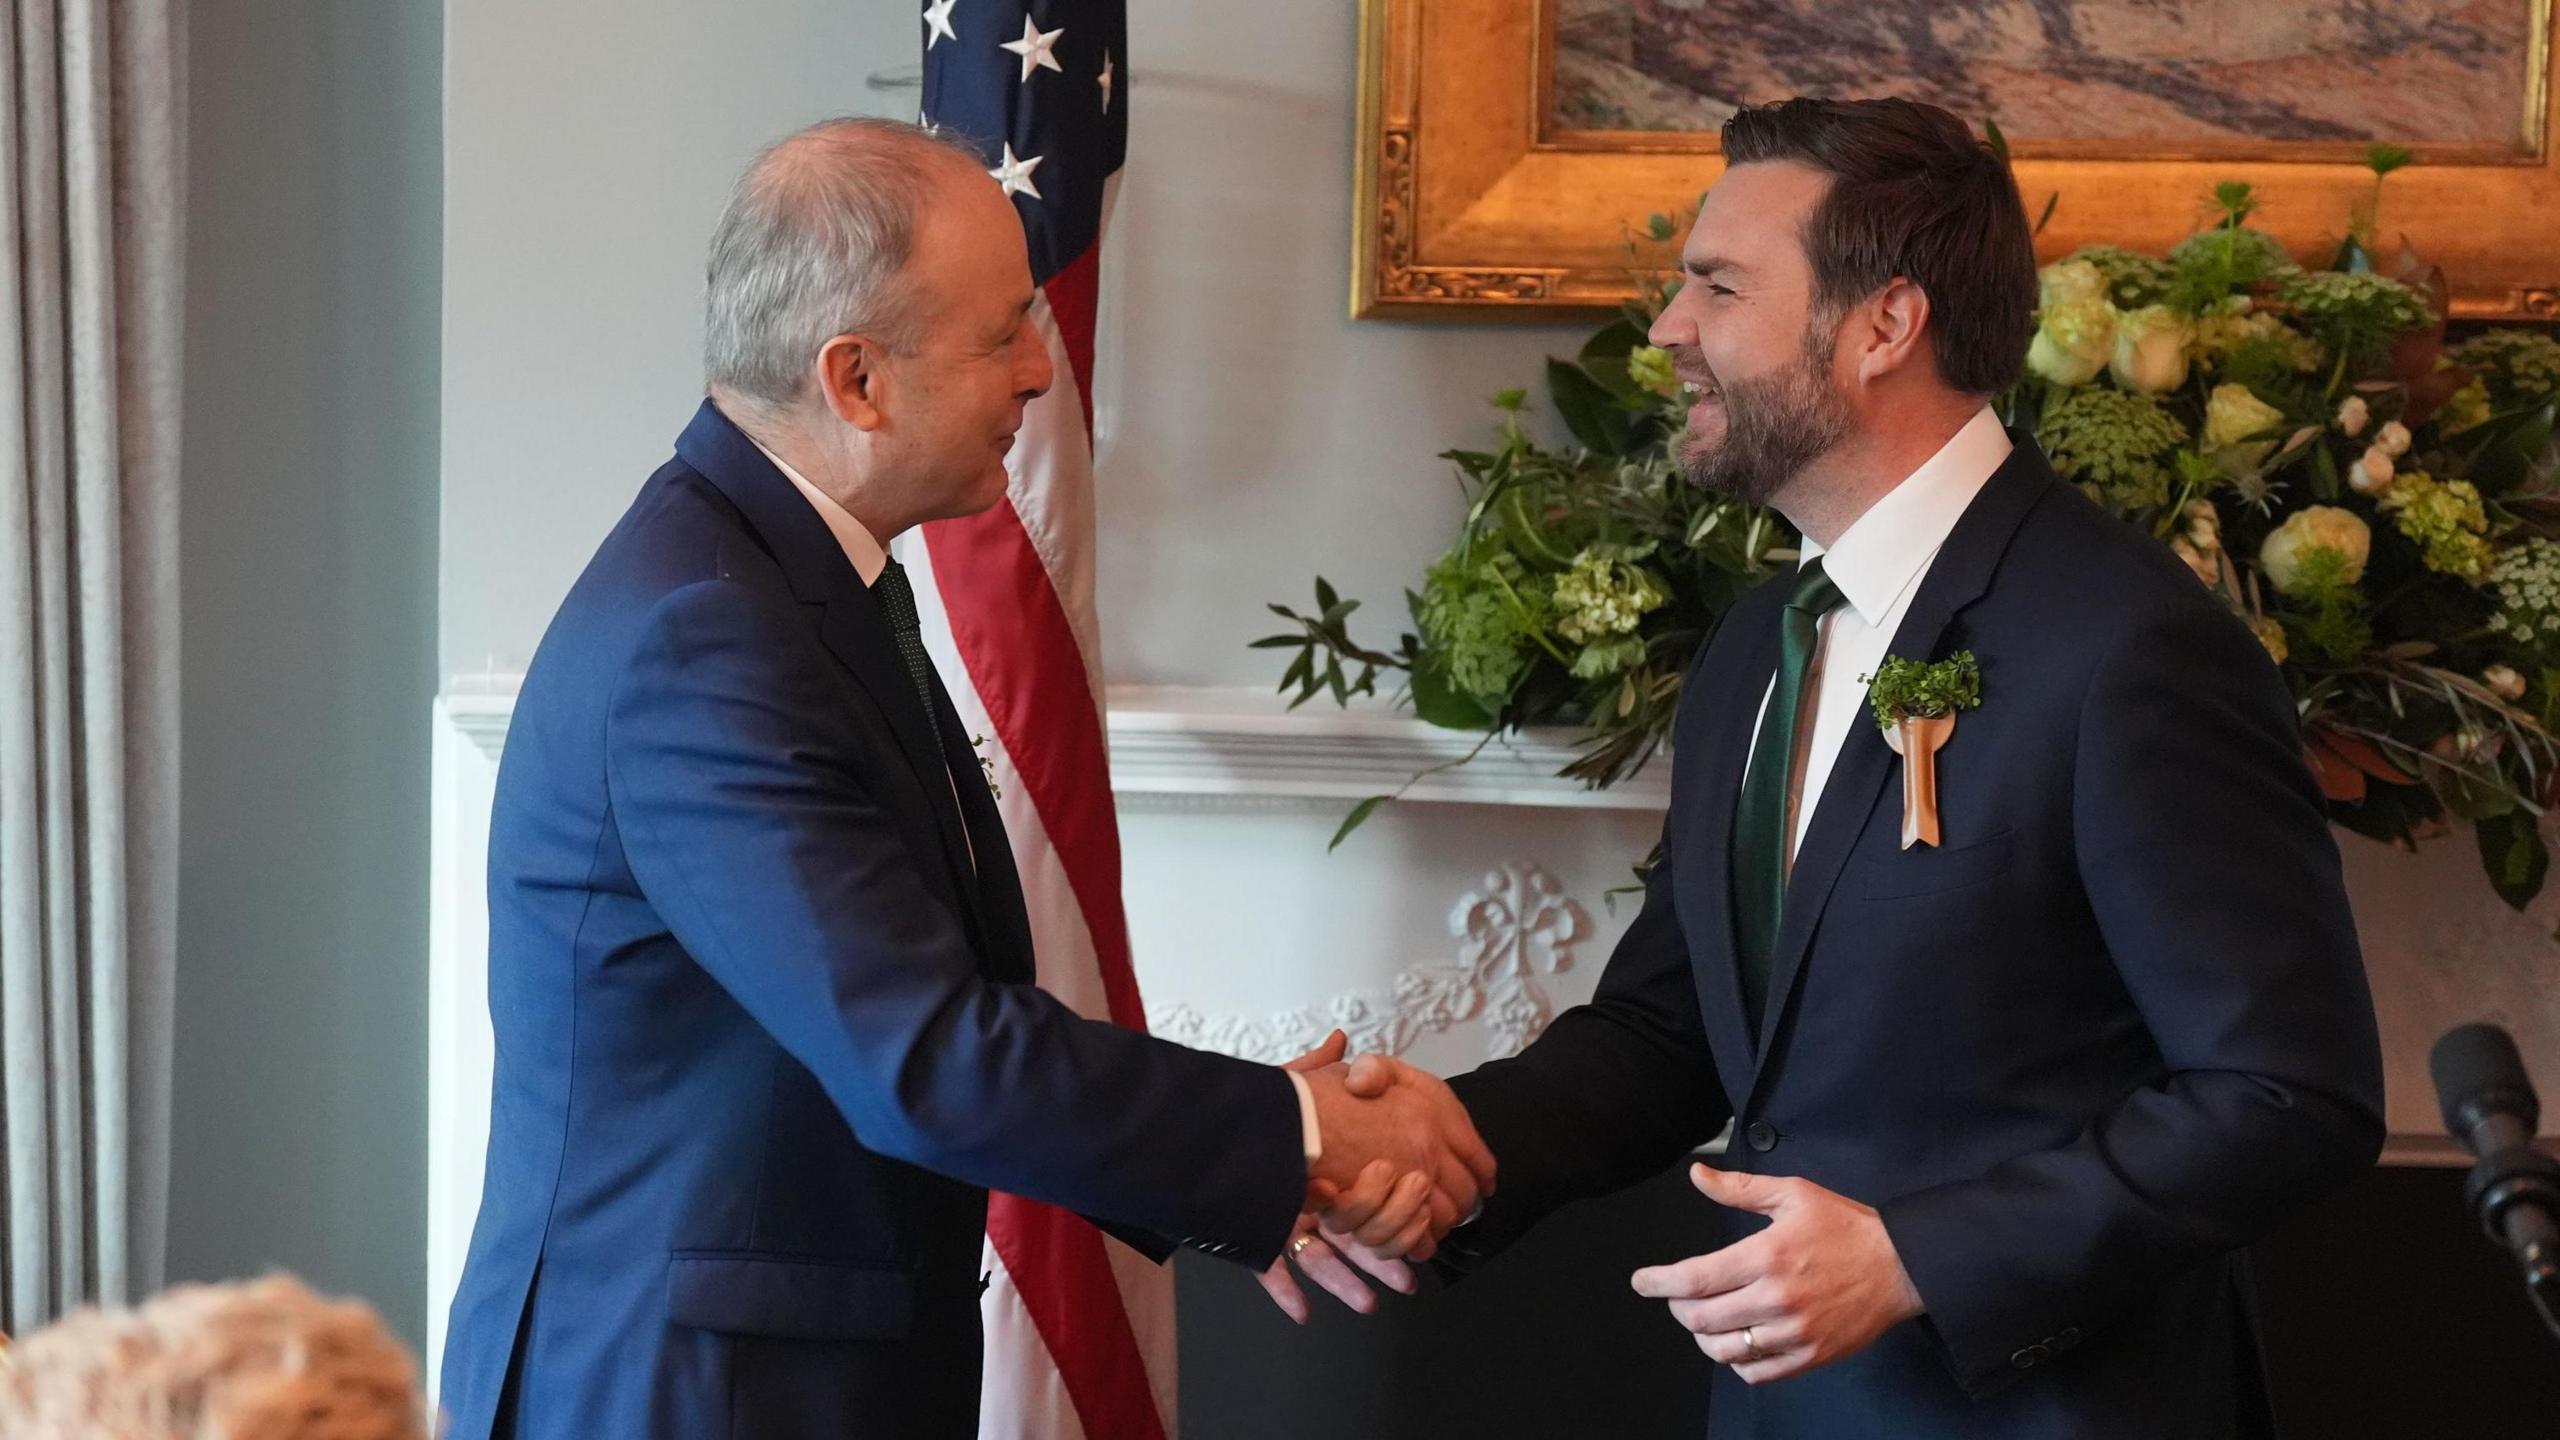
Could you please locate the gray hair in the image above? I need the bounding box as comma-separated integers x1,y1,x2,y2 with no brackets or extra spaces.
702,116,988,412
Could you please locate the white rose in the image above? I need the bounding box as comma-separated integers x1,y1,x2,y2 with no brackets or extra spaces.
2335,395,2370,437
2376,419,2413,458
2027,261,2116,387
2108,305,2191,395
2204,383,2286,476
2258,505,2372,594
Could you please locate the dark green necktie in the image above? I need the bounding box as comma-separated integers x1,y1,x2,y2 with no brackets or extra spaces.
869,558,944,737
1732,559,1848,1033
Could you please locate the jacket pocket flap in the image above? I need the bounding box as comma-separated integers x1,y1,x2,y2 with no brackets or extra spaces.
667,1252,915,1341
1852,830,2016,901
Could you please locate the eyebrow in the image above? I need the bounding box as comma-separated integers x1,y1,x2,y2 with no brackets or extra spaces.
1683,255,1748,280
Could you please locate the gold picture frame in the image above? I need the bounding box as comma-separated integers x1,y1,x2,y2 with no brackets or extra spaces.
1352,0,2560,321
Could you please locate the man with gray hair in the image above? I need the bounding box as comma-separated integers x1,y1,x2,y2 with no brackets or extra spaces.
435,117,1492,1439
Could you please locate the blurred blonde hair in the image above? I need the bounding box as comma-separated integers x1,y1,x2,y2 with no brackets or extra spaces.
0,1273,425,1440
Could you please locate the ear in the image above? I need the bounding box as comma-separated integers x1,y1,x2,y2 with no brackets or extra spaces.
814,332,891,431
1852,278,1933,386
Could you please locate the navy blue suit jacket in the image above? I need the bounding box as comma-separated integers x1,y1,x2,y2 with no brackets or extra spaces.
1444,439,2385,1439
438,402,1304,1440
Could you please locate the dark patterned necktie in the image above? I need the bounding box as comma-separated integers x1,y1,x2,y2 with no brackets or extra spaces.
869,558,944,737
1732,559,1848,1033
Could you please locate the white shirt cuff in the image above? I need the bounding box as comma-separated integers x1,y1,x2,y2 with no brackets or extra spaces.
1286,1070,1322,1164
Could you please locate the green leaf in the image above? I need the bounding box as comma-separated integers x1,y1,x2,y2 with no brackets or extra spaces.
1982,117,2009,164
1329,795,1392,851
1645,213,1676,243
2366,143,2415,178
2476,809,2550,910
2032,190,2058,239
1577,318,1650,397
1491,387,1527,411
2469,402,2556,495
1547,357,1634,456
1408,654,1500,731
1314,576,1340,612
2307,442,2341,502
1247,634,1305,649
1278,649,1313,699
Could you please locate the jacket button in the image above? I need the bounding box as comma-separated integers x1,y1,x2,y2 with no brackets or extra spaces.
2011,1344,2049,1369
2055,1327,2080,1349
1744,1122,1779,1152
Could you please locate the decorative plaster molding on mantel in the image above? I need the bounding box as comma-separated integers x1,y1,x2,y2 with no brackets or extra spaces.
1148,861,1595,1063
436,678,1672,810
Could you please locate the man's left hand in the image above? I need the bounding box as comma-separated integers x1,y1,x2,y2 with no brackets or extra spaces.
1630,1163,1925,1385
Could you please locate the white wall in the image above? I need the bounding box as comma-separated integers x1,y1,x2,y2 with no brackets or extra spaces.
440,0,1591,687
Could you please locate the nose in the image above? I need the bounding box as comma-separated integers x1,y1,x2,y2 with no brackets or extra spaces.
1646,296,1691,350
1018,327,1054,402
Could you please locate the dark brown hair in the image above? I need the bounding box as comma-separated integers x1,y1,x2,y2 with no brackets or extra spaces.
1721,97,2036,397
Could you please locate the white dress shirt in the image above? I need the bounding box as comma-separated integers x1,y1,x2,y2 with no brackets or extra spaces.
757,436,1325,1163
1752,406,2013,865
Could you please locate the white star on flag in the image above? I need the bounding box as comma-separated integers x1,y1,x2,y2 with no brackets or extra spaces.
988,142,1044,200
1099,49,1114,114
999,15,1066,83
922,0,959,49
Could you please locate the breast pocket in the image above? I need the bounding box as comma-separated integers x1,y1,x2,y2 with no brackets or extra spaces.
666,1251,915,1342
1848,830,2016,901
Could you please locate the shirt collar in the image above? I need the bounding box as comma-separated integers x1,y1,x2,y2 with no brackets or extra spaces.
1799,405,2011,627
750,436,890,587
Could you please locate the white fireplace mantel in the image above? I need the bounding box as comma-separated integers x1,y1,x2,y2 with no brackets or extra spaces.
441,678,1671,812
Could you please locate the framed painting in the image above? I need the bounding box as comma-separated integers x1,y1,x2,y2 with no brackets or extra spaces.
1353,0,2560,320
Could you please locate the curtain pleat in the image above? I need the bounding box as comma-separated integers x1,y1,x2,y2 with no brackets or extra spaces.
0,0,180,1336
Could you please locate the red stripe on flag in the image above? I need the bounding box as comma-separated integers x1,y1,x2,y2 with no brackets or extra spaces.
985,1196,1165,1440
1042,244,1100,439
921,502,1144,1031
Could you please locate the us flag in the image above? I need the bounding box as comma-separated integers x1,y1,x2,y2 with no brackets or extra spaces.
908,3,1171,1439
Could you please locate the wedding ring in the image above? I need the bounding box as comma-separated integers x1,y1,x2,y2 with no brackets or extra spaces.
1740,1325,1764,1362
1289,1233,1317,1258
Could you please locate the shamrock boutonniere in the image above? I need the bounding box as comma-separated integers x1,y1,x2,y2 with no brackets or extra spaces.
971,733,1002,800
1860,651,1983,850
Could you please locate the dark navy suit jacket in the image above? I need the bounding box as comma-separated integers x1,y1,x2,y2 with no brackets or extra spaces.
1444,439,2385,1439
438,402,1304,1439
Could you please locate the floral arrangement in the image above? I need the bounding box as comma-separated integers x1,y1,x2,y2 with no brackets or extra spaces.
1260,149,2560,903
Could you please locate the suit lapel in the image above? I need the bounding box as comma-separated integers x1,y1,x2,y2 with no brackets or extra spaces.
1742,438,2059,1095
927,669,1039,983
1679,594,1784,1080
675,401,988,918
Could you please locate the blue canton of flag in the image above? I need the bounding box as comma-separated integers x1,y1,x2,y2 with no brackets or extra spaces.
921,0,1127,289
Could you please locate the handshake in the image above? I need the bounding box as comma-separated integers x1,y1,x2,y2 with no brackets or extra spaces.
1261,1031,1495,1321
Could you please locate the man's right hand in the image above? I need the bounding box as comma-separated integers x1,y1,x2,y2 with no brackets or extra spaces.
1300,1054,1494,1258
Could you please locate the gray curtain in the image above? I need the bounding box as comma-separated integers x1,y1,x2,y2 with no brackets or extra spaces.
0,0,182,1334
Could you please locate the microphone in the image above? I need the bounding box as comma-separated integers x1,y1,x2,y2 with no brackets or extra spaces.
2430,1022,2560,1342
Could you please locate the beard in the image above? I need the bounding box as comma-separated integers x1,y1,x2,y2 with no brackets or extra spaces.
1677,323,1852,506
